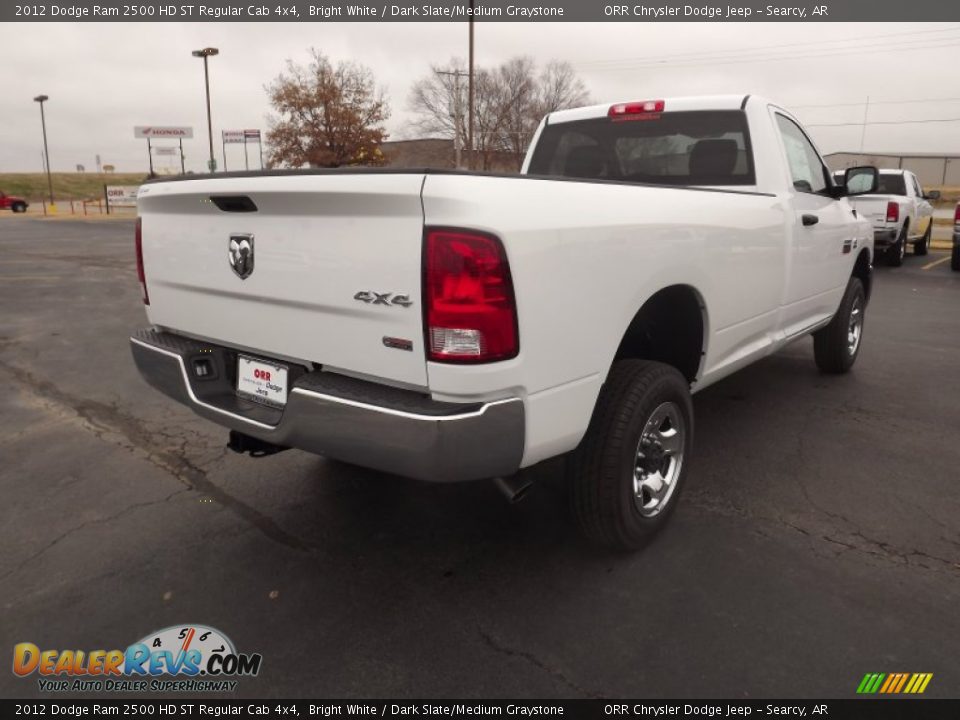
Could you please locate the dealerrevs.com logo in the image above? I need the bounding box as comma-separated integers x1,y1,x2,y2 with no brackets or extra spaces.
13,624,262,693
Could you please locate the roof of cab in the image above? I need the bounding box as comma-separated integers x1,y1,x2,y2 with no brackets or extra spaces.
546,94,758,125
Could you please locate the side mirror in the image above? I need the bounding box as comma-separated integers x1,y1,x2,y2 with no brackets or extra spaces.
924,190,941,201
844,166,878,196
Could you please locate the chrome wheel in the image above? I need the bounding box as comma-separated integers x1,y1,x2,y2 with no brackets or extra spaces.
633,402,685,518
847,294,863,356
897,235,906,263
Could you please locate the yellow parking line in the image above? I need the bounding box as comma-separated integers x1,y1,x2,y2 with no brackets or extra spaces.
922,255,951,271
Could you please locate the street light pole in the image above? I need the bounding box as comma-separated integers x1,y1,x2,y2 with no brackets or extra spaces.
192,47,219,172
33,94,54,209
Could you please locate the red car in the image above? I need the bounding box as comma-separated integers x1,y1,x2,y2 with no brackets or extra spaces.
0,191,29,212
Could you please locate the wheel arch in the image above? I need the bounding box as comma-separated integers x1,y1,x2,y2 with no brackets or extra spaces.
611,284,708,385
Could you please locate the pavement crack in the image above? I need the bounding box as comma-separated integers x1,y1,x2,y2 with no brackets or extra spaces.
478,626,602,699
2,359,313,554
0,489,188,583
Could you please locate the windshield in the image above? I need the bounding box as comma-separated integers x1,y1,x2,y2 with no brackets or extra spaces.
527,110,755,186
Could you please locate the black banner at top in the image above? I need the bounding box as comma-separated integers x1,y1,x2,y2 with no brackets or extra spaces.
5,0,960,22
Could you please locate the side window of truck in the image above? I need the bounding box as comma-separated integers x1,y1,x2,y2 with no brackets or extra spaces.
911,175,922,198
775,114,828,195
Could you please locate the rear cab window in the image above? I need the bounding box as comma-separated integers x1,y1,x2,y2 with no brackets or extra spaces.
527,110,756,187
876,174,907,196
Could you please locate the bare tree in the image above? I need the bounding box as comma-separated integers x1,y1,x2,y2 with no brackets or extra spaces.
265,49,390,168
408,56,590,171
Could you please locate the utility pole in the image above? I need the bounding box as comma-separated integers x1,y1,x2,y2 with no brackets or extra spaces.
468,0,475,170
858,95,870,153
436,69,468,169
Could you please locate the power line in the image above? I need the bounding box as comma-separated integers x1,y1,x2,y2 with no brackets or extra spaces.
577,25,960,68
577,34,960,71
792,96,960,110
805,117,960,128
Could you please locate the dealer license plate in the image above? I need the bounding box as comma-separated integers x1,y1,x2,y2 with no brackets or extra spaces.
237,355,288,407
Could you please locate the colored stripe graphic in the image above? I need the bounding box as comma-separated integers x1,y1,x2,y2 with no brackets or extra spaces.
893,673,909,693
857,672,933,694
905,674,921,693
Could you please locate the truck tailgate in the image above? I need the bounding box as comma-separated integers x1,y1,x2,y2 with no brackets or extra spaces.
849,194,897,227
137,173,428,387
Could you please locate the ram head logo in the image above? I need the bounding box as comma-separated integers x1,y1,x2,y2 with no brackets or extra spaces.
228,234,254,279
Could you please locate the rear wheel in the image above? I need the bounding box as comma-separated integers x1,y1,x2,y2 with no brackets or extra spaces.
568,360,693,550
813,276,865,374
887,225,907,267
11,202,26,213
915,222,931,256
952,245,960,272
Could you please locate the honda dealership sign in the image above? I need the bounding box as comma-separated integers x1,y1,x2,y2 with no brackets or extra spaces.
134,126,194,139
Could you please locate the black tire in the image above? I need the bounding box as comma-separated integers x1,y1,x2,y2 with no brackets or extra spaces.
887,225,907,267
915,222,931,256
952,245,960,272
813,276,866,374
11,202,26,213
568,359,693,550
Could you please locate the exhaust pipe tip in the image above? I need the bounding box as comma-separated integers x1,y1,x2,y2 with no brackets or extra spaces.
493,474,534,504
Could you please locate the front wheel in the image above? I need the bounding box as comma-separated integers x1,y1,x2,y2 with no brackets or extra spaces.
813,276,866,374
568,360,693,550
11,202,26,213
915,222,931,256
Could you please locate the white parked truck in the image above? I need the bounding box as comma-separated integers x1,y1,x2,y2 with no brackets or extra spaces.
832,168,937,266
131,95,877,549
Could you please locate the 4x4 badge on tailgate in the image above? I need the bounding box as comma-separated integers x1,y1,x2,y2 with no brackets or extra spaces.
354,291,413,307
228,234,255,279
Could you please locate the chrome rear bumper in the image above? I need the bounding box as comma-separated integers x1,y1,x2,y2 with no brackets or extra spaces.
130,328,525,482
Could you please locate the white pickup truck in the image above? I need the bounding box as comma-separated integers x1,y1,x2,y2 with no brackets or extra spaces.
131,95,877,550
832,168,937,266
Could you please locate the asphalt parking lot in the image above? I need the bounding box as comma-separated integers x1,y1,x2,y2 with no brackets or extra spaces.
1,218,958,700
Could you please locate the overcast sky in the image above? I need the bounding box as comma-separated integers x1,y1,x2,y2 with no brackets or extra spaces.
2,21,960,173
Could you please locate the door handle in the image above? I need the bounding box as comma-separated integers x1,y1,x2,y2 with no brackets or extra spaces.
802,214,819,226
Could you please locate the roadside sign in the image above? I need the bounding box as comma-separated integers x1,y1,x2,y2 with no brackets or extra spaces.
153,147,178,156
222,130,245,144
134,126,193,139
244,129,261,140
105,185,139,208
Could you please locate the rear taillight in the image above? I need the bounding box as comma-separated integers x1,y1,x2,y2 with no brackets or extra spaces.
135,216,149,305
886,202,899,223
954,204,960,226
423,229,518,363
